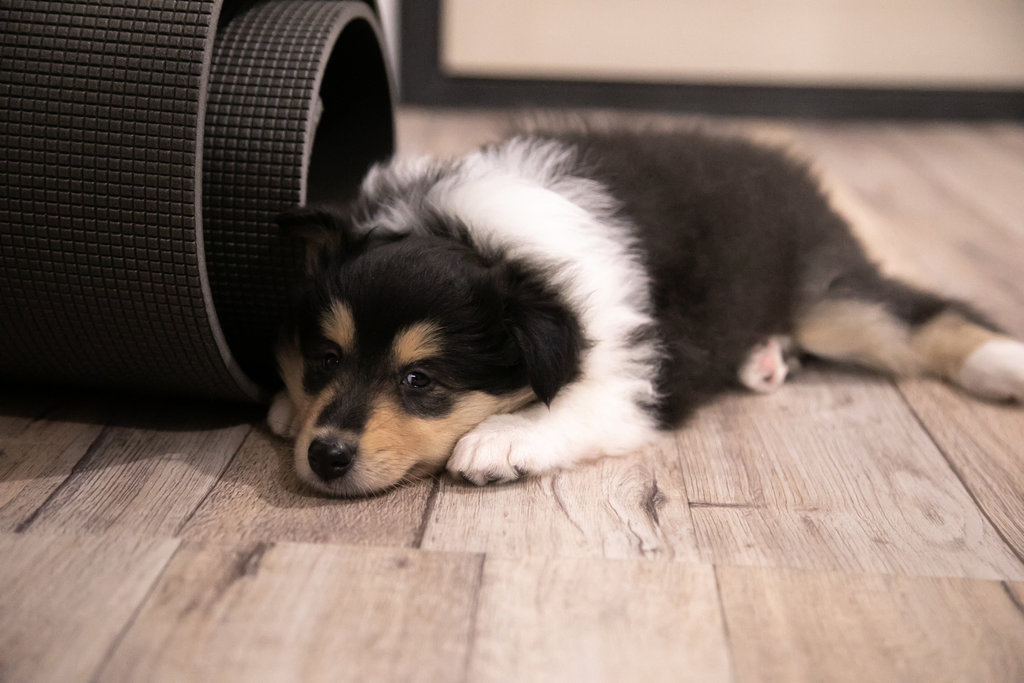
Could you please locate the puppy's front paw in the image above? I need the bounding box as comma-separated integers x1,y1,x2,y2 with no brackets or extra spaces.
447,414,548,486
266,391,298,438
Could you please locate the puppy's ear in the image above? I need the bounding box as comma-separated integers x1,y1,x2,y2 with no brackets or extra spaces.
502,269,584,404
276,205,354,274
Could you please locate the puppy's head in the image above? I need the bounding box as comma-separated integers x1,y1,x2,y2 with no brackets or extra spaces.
274,206,583,496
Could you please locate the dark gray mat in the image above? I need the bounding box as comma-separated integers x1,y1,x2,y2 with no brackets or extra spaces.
0,0,394,401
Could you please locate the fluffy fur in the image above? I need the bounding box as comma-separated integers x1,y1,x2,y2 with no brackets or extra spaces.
268,126,1024,496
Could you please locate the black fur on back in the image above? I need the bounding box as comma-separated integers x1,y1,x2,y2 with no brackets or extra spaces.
541,128,880,423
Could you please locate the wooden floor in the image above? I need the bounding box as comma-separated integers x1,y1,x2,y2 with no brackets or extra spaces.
3,109,1024,682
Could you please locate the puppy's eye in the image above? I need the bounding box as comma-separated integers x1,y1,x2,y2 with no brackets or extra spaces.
321,351,341,371
402,370,431,389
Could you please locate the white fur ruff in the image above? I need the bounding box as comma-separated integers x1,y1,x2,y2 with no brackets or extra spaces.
357,138,664,483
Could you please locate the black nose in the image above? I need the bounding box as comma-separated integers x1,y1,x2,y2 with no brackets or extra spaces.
308,438,356,481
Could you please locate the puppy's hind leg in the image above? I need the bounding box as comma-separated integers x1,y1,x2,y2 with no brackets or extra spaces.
915,311,1024,401
794,282,1024,401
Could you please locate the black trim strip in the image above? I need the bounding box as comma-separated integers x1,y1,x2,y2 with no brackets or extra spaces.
401,0,1024,120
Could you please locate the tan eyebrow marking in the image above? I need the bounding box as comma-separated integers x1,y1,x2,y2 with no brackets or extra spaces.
320,300,356,354
392,321,443,366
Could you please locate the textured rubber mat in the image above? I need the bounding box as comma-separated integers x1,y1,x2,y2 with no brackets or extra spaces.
0,0,394,401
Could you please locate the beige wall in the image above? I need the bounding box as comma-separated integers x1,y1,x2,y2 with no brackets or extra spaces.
441,0,1024,89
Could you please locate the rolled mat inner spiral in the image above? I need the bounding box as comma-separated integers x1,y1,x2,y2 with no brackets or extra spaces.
0,0,394,402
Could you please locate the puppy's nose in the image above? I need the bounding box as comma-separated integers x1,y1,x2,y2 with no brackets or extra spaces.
308,438,355,481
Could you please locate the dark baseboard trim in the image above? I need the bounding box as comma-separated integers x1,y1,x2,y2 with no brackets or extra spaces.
400,0,1023,120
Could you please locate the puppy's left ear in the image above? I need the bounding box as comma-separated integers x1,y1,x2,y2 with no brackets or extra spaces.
502,270,584,404
276,204,355,274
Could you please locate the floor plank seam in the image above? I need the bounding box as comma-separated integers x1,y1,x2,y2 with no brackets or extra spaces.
412,476,442,548
172,424,255,536
688,501,758,510
898,384,1024,570
13,421,113,533
669,434,703,547
711,565,739,683
87,538,184,683
457,553,487,683
1000,581,1024,620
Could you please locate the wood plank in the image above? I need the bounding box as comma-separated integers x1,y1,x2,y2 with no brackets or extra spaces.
99,541,480,682
0,403,107,530
718,565,1024,683
0,388,54,439
467,557,731,683
18,401,253,537
898,379,1024,561
679,367,1024,579
421,435,701,561
986,122,1024,156
782,123,1024,333
883,123,1024,242
180,428,433,546
785,122,1024,566
0,531,179,683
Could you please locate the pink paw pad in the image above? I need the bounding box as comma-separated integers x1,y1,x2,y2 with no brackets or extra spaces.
738,337,789,393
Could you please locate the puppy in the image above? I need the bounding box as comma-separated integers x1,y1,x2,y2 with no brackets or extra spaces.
267,127,1024,496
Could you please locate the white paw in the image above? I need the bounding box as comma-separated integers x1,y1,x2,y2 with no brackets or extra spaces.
958,339,1024,402
266,391,298,438
738,337,790,393
447,414,551,486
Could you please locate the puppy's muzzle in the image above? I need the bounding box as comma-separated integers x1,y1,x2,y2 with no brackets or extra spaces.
308,438,356,481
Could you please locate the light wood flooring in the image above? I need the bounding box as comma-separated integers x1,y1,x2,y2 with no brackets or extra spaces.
3,109,1024,682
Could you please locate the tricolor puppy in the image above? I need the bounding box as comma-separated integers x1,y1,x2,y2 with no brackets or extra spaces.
267,127,1024,496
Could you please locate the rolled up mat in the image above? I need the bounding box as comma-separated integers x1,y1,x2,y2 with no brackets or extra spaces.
0,0,394,401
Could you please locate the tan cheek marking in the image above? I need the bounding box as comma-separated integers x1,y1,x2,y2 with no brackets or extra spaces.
321,300,356,354
392,322,443,367
276,339,314,438
356,389,535,488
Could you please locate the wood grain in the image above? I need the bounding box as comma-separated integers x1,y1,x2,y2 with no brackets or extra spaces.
718,565,1024,683
784,123,1024,334
99,541,481,682
2,113,1024,683
421,434,701,561
986,122,1024,156
679,368,1024,579
884,123,1024,242
0,404,107,530
783,122,1024,568
0,389,51,439
0,531,179,683
468,556,731,683
180,428,433,546
18,402,252,537
898,379,1024,561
